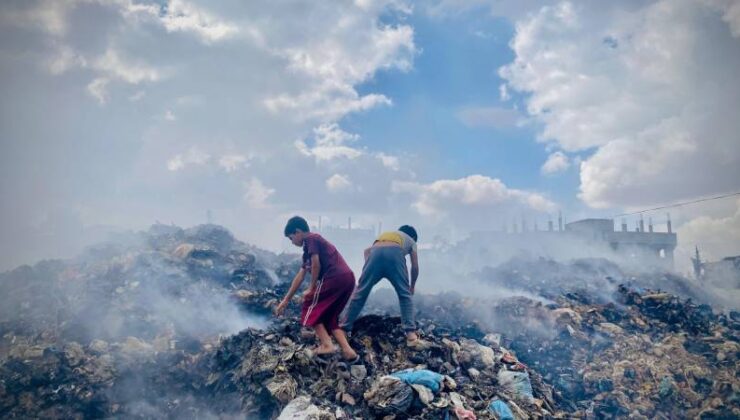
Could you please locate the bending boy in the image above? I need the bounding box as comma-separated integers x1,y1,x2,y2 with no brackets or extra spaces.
275,216,359,362
341,225,422,343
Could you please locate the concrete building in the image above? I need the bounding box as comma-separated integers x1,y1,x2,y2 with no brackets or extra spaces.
464,215,677,269
564,218,677,268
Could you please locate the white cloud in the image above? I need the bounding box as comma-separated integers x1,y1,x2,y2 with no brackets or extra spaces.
326,173,352,192
48,45,87,75
87,78,110,104
456,106,520,128
499,84,510,101
57,46,161,103
243,177,274,208
260,2,415,121
703,0,740,38
264,88,392,122
166,147,211,171
541,151,570,175
218,154,249,172
424,0,556,21
392,175,556,220
296,123,364,161
93,48,161,84
678,198,740,263
158,0,239,43
500,0,740,208
376,152,401,171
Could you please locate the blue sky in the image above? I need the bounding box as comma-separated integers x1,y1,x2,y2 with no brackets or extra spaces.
1,0,739,270
350,8,582,212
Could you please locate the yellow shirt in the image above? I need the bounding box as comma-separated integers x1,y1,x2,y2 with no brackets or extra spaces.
375,231,416,255
376,231,404,246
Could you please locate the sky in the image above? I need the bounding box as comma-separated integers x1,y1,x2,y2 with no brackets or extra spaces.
1,0,739,271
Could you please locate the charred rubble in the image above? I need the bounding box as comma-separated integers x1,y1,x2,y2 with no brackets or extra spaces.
1,224,738,419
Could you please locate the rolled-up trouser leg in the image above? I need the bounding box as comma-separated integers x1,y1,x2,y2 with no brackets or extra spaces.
340,250,383,332
384,247,416,332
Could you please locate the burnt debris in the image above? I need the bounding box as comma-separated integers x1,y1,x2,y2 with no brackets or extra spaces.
1,224,738,419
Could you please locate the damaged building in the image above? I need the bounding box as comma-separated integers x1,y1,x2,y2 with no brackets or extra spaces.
462,214,677,270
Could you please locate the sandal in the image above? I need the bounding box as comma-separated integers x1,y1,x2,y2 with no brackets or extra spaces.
343,354,361,365
314,353,334,365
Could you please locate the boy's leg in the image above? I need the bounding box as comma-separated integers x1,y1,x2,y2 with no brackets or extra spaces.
385,249,416,334
324,273,358,360
331,328,358,360
340,252,383,332
313,323,335,354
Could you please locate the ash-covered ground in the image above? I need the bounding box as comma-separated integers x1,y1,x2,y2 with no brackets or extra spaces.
0,224,738,419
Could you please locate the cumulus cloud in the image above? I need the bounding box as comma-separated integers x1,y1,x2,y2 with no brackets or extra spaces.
296,123,364,161
703,0,740,37
376,152,401,171
48,45,87,75
58,46,162,104
424,0,556,20
392,175,556,224
326,174,352,192
677,198,740,263
541,151,570,175
259,1,415,121
166,147,211,171
218,154,249,172
500,0,740,208
87,78,110,104
157,0,239,43
93,48,161,84
243,177,274,209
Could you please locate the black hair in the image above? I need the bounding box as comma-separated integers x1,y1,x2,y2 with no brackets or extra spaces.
284,216,310,237
398,225,417,242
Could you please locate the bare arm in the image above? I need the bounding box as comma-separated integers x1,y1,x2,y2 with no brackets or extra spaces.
275,268,306,315
409,250,419,294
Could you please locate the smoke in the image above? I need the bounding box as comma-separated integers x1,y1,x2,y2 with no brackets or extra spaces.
0,224,282,345
357,228,738,342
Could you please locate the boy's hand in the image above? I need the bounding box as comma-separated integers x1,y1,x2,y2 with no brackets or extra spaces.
274,299,288,316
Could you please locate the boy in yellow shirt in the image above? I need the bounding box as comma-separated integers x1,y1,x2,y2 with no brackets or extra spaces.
341,225,423,344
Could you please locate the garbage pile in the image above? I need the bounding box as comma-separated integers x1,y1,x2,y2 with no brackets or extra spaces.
0,223,299,343
0,224,300,418
182,313,559,419
1,225,738,419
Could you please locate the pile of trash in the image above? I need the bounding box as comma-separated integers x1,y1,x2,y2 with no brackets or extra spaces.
0,224,301,418
0,223,299,343
199,314,557,419
1,224,738,418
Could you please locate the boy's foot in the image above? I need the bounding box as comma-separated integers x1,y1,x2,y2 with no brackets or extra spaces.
313,344,337,355
341,350,359,362
406,333,432,350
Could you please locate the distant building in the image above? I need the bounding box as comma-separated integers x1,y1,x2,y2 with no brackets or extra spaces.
464,216,677,269
565,218,677,268
693,251,740,284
